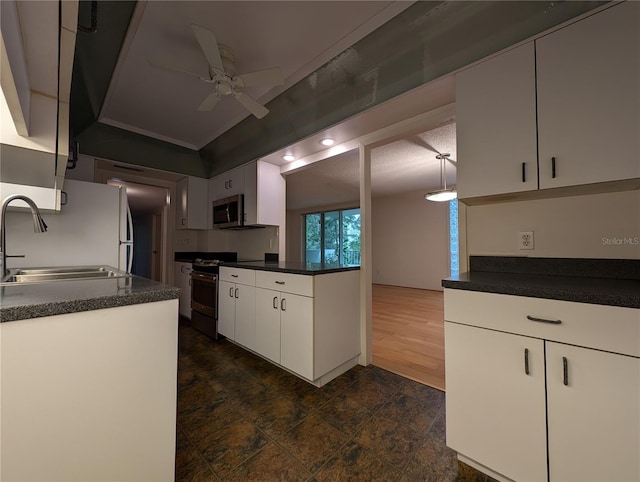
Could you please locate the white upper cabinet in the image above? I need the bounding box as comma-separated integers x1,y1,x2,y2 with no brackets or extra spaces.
208,160,284,227
0,0,78,211
456,42,538,198
176,176,207,230
243,161,284,226
210,166,245,199
536,1,640,188
456,2,639,200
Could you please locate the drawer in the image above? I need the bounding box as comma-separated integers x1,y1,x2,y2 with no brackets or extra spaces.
444,289,640,357
255,270,313,297
219,267,255,286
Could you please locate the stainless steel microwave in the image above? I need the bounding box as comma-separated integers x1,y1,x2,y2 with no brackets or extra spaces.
212,194,243,229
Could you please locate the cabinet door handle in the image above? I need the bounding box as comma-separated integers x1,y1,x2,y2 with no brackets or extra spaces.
563,356,569,386
181,218,186,226
235,288,239,299
527,315,562,325
225,181,229,189
229,180,233,189
188,279,192,286
273,296,278,309
275,281,285,285
524,348,530,375
551,157,557,178
281,298,286,311
522,162,526,183
229,287,234,298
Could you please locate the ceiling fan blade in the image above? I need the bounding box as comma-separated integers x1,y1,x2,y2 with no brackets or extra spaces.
237,68,284,88
190,24,224,73
234,91,269,119
198,92,220,111
148,60,203,80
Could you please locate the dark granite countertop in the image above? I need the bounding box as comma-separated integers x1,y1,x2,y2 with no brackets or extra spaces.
221,261,360,275
174,251,238,263
442,257,640,309
0,275,180,323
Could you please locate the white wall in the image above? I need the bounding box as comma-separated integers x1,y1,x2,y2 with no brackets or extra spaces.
372,190,450,291
465,190,640,259
197,226,279,260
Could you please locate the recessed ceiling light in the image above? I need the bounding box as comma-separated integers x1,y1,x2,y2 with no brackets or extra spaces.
282,154,295,162
320,138,335,146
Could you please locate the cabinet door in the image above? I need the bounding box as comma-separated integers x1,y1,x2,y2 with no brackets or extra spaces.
456,42,538,199
280,293,314,380
445,322,547,482
255,288,281,363
537,2,640,188
176,177,188,229
234,284,256,351
226,166,245,196
217,281,236,340
546,342,640,482
185,177,207,229
174,262,192,319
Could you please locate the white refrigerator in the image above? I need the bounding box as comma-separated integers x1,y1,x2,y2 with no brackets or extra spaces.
4,179,134,272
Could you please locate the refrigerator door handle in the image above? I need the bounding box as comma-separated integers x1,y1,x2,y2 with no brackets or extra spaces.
126,203,134,273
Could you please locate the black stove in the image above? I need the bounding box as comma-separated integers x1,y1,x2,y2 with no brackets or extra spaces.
192,258,221,275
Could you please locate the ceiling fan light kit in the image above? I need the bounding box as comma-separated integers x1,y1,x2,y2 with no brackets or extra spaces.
150,24,284,119
425,152,457,202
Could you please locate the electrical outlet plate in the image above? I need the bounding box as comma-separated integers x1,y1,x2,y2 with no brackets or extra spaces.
519,231,534,250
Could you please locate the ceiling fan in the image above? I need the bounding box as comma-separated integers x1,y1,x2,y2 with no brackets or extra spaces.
150,24,284,119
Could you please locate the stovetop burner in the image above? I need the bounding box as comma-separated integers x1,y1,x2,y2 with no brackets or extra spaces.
192,259,221,274
193,258,220,266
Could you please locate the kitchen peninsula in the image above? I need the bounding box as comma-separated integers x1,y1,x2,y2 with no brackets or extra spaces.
0,274,180,481
218,261,360,387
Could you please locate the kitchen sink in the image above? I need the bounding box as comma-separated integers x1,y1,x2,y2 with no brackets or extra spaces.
0,266,131,285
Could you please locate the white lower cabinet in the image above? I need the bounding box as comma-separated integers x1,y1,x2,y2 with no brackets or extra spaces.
444,289,640,482
173,261,192,319
279,292,314,380
218,268,256,346
223,267,360,386
445,322,547,482
255,287,314,378
546,342,640,482
255,288,283,363
218,280,236,339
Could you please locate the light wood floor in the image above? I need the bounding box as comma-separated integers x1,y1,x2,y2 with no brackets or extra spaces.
372,284,445,391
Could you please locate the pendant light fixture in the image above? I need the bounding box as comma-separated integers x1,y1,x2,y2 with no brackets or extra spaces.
424,153,457,202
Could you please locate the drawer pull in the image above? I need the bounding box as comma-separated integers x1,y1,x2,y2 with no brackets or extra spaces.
526,315,562,325
231,274,239,278
273,296,278,309
524,348,530,375
275,280,285,285
563,356,569,386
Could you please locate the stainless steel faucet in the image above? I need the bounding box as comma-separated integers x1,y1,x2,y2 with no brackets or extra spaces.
0,195,48,278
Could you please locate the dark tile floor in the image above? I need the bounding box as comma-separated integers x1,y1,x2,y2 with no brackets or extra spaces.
176,325,492,481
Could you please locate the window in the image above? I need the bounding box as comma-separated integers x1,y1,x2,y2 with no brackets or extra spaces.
449,199,459,276
304,208,361,266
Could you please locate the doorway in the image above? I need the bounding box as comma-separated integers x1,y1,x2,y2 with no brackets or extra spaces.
96,159,181,284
